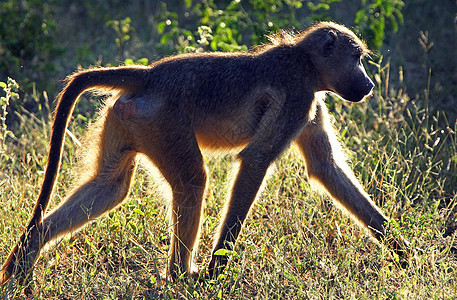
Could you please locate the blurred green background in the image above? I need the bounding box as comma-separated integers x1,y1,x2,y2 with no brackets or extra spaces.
1,0,455,120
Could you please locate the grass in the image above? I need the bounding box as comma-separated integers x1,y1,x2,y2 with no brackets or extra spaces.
1,61,457,299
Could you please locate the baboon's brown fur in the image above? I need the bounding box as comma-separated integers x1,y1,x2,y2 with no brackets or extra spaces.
0,22,407,284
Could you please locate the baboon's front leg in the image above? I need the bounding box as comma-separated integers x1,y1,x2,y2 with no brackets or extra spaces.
13,109,137,283
208,95,310,277
295,100,408,249
208,157,270,276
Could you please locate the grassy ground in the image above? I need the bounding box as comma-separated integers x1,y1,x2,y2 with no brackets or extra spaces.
1,1,457,298
1,57,456,299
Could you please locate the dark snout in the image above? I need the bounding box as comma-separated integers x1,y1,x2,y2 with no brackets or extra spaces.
359,75,374,98
344,71,375,102
364,76,375,95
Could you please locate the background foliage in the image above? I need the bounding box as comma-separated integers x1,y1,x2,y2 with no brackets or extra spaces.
1,0,456,298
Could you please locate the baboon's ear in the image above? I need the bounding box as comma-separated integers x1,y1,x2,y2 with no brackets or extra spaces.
322,30,337,56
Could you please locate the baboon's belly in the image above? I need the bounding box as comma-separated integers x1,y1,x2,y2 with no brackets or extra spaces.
194,112,257,151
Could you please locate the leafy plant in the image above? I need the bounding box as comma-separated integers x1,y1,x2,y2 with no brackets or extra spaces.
0,78,19,153
106,17,133,59
152,0,346,54
354,0,405,50
0,0,64,93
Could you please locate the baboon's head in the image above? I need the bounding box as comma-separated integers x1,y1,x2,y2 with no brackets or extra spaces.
303,22,374,102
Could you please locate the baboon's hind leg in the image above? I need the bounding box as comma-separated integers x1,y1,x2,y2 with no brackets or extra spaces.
14,108,137,282
135,110,207,279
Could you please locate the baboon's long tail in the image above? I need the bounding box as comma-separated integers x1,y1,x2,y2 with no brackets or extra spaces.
0,66,149,284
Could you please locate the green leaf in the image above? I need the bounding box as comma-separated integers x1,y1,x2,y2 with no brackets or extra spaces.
214,249,236,256
130,222,138,233
213,248,229,256
160,34,171,45
157,21,166,34
137,58,149,66
293,1,303,9
210,38,218,51
124,58,134,65
133,208,144,216
85,237,96,251
391,16,399,33
354,9,366,24
317,3,330,10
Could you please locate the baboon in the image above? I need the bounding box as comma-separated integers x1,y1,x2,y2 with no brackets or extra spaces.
0,22,408,284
